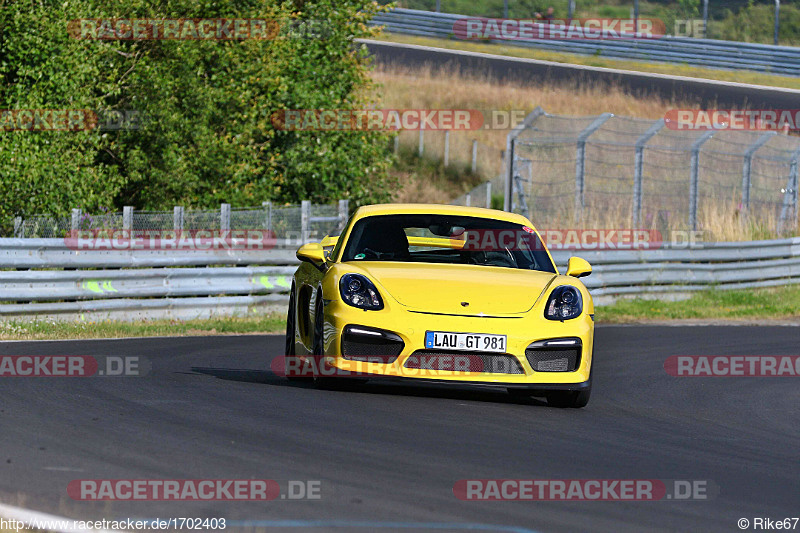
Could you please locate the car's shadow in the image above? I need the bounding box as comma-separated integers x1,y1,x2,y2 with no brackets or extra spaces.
190,365,549,406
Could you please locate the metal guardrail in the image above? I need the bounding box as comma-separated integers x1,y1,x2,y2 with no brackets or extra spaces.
0,240,301,321
0,238,300,269
549,237,800,298
0,236,798,321
370,8,800,75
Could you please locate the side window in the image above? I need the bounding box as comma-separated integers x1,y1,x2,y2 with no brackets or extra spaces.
331,215,354,262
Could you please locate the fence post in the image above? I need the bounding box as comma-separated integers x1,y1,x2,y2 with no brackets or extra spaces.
444,130,450,167
778,147,800,234
13,216,22,238
742,132,776,213
774,0,780,45
123,206,133,231
689,131,714,230
394,136,399,155
71,208,82,231
702,0,709,38
574,113,613,222
418,129,424,158
173,206,184,231
301,200,310,243
262,201,272,231
505,107,545,211
633,119,664,226
220,203,230,231
471,140,478,174
465,193,471,207
486,182,492,209
338,199,349,232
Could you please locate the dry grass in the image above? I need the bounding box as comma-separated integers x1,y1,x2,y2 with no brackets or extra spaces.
373,64,800,240
373,62,687,154
374,61,692,193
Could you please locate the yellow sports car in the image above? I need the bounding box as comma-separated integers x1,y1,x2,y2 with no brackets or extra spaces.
284,204,594,408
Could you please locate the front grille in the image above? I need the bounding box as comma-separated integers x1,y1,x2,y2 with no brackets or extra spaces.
525,347,580,372
405,350,525,374
341,326,404,363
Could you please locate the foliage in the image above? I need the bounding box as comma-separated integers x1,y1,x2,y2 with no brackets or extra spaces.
0,0,394,230
712,2,800,45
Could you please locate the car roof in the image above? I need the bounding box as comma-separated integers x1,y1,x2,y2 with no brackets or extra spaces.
352,203,534,227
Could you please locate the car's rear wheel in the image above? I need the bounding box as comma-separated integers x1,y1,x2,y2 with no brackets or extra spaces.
284,287,311,381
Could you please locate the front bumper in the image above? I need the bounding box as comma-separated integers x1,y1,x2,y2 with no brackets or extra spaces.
321,298,594,386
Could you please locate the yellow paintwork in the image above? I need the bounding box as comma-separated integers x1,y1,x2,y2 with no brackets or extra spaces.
296,242,325,263
566,256,592,278
289,203,594,386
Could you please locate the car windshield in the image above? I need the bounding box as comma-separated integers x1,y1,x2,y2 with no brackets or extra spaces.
340,214,556,273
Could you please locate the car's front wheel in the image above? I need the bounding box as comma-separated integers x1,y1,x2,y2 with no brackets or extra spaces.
311,294,338,390
546,388,591,408
311,293,365,391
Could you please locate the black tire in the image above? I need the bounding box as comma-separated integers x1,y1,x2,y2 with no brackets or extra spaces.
507,388,535,401
310,293,367,391
311,294,337,389
546,359,593,408
284,287,310,381
546,388,591,408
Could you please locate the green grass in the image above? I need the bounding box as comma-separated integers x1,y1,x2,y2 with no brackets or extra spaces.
596,285,800,323
0,313,287,341
372,33,800,91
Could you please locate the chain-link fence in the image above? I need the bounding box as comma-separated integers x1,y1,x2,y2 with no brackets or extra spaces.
454,108,800,240
395,129,505,183
13,201,350,242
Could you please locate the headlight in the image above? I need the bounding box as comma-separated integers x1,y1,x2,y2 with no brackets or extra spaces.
544,286,583,320
340,274,384,310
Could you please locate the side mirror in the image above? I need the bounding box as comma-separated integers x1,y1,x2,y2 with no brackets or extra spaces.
566,256,592,278
320,235,339,261
296,242,326,265
320,235,339,248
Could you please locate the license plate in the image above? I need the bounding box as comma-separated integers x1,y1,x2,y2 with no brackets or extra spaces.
425,331,507,353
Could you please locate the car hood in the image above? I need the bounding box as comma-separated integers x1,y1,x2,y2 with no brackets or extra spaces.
352,262,556,316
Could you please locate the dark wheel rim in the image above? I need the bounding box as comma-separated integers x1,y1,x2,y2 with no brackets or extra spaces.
313,296,324,357
285,290,295,357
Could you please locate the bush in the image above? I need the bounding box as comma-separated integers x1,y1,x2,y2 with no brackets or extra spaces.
0,0,394,230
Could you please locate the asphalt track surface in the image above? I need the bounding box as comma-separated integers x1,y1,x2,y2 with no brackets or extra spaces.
1,327,798,533
363,40,800,109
